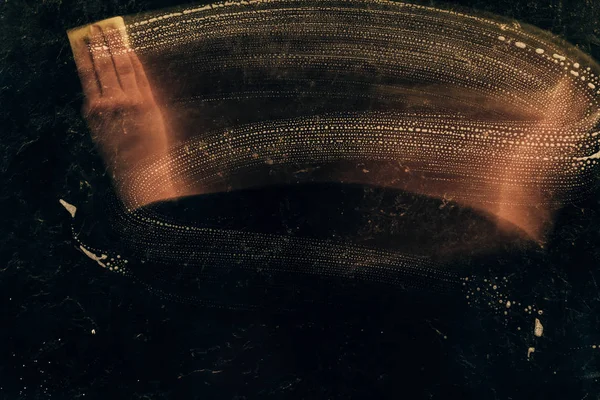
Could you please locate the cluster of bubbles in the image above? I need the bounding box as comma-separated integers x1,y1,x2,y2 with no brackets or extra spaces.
68,0,600,323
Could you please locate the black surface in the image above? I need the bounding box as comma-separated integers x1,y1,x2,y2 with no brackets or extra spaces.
2,0,600,399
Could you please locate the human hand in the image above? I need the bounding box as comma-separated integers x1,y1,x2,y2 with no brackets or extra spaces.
68,18,176,207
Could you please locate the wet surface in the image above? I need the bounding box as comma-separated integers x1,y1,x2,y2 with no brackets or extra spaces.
2,0,600,399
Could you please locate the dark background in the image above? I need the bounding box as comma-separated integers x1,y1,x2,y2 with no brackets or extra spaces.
2,0,600,399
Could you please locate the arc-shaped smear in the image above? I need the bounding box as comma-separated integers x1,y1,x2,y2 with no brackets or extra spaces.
117,0,600,236
67,0,600,306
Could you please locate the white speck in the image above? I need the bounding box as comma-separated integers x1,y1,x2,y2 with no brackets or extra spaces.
570,70,579,77
573,63,580,69
498,36,506,41
553,53,566,61
588,83,596,89
505,300,512,308
534,318,544,337
79,246,108,268
515,41,526,49
59,199,77,218
575,150,600,161
91,329,96,335
535,48,544,54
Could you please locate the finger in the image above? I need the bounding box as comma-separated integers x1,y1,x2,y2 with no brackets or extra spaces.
102,18,139,96
89,24,121,97
103,25,138,93
67,25,101,101
129,52,156,101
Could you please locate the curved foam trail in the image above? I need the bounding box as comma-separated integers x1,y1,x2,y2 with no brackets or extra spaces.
66,191,463,309
66,0,600,305
104,0,600,241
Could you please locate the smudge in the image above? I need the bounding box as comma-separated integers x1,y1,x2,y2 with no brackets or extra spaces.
66,0,600,308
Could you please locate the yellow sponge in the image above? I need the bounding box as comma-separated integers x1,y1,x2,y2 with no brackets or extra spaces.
67,16,130,63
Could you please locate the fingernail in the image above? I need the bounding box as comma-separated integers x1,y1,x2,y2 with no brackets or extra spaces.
90,25,101,35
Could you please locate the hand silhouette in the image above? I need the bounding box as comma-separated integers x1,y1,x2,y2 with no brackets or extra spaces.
68,18,177,208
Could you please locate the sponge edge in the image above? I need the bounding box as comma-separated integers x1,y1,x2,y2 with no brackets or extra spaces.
66,16,130,61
